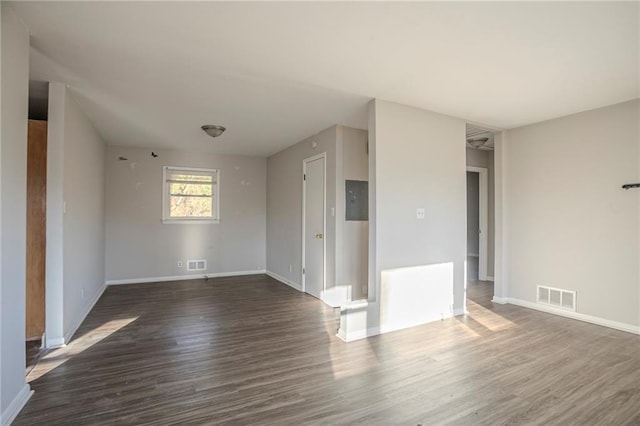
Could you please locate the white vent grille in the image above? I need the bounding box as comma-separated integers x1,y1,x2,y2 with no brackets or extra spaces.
187,259,207,271
537,285,576,312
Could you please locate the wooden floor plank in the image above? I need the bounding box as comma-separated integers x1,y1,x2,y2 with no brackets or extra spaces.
15,275,640,425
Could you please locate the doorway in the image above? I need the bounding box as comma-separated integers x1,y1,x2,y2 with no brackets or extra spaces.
466,166,488,281
302,153,326,300
26,80,49,372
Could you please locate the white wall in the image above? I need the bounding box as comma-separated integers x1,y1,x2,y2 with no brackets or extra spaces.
336,126,369,300
45,82,65,345
105,146,266,282
493,131,507,300
61,91,106,340
0,3,32,423
503,100,640,329
44,84,107,346
267,125,369,305
466,147,495,276
374,100,467,308
266,126,337,292
340,99,467,341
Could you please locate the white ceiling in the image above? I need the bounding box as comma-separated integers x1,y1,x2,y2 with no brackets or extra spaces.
12,2,639,157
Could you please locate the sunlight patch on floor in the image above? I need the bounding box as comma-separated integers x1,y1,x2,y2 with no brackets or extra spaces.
467,299,517,331
453,320,484,339
329,339,379,380
28,316,139,382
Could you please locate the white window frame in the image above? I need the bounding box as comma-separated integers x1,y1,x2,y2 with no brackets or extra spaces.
162,166,220,224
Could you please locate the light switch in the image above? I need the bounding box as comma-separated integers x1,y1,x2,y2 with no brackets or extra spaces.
416,208,425,219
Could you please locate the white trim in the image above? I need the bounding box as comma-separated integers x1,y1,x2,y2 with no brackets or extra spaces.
503,297,640,335
1,384,33,426
301,152,327,298
486,276,494,281
467,166,489,281
338,311,461,343
45,336,66,348
337,298,463,343
453,307,466,316
61,283,107,345
491,296,508,304
161,219,220,225
336,328,349,342
106,270,266,286
337,326,379,342
266,270,302,291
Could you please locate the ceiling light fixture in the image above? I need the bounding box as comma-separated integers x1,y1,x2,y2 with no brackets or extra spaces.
201,125,226,138
467,137,489,149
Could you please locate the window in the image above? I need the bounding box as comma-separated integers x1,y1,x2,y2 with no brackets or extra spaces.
162,166,219,224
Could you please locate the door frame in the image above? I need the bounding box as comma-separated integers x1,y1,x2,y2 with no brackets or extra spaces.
467,166,489,281
301,152,327,297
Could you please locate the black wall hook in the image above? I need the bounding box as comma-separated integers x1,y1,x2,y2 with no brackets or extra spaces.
622,183,640,190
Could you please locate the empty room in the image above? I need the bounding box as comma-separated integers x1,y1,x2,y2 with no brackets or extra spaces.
1,1,639,425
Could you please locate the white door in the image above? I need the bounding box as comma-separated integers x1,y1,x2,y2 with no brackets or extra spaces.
303,154,325,299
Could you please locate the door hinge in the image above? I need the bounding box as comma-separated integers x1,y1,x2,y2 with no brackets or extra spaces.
303,268,305,274
303,174,306,181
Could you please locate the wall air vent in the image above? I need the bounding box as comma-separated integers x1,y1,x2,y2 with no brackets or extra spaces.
537,285,576,312
187,260,207,271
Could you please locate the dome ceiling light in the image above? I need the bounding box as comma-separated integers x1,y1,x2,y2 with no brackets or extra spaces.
201,125,226,138
467,137,489,149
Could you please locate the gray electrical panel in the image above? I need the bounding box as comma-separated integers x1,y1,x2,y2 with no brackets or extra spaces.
345,180,368,221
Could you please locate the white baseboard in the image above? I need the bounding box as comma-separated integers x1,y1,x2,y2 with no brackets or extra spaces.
503,297,640,335
338,310,461,343
63,283,107,344
1,384,33,426
377,312,457,337
486,276,495,281
337,326,380,342
106,270,266,286
336,327,348,342
45,336,66,348
266,270,302,291
492,296,508,304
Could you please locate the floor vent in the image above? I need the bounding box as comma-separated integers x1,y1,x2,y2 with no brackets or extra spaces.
537,285,576,311
187,260,207,271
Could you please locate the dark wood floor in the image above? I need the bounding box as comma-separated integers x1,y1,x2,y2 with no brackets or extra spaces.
15,275,640,425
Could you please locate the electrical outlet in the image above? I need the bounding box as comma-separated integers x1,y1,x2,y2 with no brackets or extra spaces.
81,287,85,299
416,208,425,219
289,264,293,273
177,260,183,268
